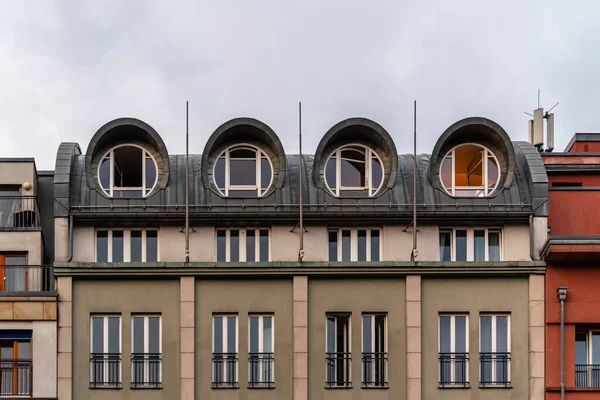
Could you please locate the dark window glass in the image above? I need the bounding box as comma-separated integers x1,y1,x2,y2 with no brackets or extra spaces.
131,231,142,262
146,231,158,262
496,316,508,353
576,332,587,365
439,231,451,261
97,231,108,262
108,317,120,354
246,230,256,262
230,160,256,186
371,230,380,261
145,157,156,191
215,158,226,189
454,316,466,353
441,155,452,190
340,159,365,187
261,158,271,190
480,316,492,353
328,231,338,261
227,317,236,352
342,230,351,262
213,317,223,353
474,230,485,261
133,317,144,353
92,317,103,353
112,231,124,262
260,230,269,262
217,231,226,262
439,316,450,353
371,157,383,190
357,230,367,261
230,149,256,159
341,148,365,162
363,316,372,353
113,146,143,188
325,157,337,191
249,317,259,353
149,317,160,354
488,231,501,261
455,230,467,261
487,156,499,191
230,230,239,262
99,158,110,189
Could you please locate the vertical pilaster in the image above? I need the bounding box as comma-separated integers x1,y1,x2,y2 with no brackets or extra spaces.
180,277,195,400
406,275,421,400
529,274,545,400
57,276,72,400
293,276,308,400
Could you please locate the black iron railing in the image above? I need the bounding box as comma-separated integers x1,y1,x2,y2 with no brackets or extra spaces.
0,359,32,396
90,353,121,388
576,364,600,387
248,352,274,388
0,265,54,292
439,352,469,386
131,353,161,388
361,352,388,388
212,353,238,388
479,352,510,386
0,197,39,228
325,352,351,387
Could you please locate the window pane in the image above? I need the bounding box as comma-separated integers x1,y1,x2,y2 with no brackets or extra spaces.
496,316,508,353
454,316,467,353
112,231,124,262
113,146,143,187
487,156,499,192
92,317,104,353
439,316,450,353
99,158,110,190
246,230,256,262
230,160,257,186
17,341,29,360
363,316,372,353
441,155,452,190
230,230,239,262
145,157,156,191
230,149,256,158
371,230,380,261
488,231,501,261
227,317,236,353
480,316,492,353
326,157,337,191
455,230,467,261
149,317,160,354
131,231,142,262
328,231,338,262
146,230,158,262
341,230,351,262
108,317,119,354
133,317,144,353
97,231,108,262
371,157,383,190
340,159,366,187
213,317,223,353
215,158,226,189
576,332,587,365
439,231,451,261
249,317,258,353
454,145,483,187
259,230,269,262
217,230,226,262
261,158,272,190
593,333,600,365
326,317,335,353
357,230,367,261
375,315,385,353
263,316,272,353
474,230,485,261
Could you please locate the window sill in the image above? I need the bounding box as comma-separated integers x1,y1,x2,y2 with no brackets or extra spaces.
438,384,470,389
361,385,389,389
89,384,123,390
547,386,600,392
248,385,276,389
479,384,512,389
325,385,353,389
131,384,163,389
211,384,239,389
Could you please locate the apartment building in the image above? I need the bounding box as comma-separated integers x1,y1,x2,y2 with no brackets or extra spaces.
0,158,57,398
52,115,548,400
542,133,600,399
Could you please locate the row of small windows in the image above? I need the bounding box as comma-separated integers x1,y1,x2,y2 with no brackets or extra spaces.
96,143,501,199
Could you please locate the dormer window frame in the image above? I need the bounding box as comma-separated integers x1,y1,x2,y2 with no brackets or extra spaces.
213,144,274,198
324,144,384,198
440,143,500,197
97,144,158,198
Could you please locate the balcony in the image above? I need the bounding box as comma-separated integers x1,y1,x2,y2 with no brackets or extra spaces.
439,352,469,387
480,352,510,387
0,359,32,396
248,352,274,388
0,197,39,229
90,353,121,388
361,352,388,388
131,353,161,388
212,353,238,388
325,352,351,388
0,266,54,293
576,364,600,388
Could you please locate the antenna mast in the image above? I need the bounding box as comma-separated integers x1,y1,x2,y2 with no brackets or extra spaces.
411,100,418,261
298,101,304,262
185,101,190,263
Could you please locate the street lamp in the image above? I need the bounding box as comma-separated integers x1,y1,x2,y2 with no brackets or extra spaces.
556,286,567,400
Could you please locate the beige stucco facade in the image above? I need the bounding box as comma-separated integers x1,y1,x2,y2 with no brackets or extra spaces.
0,231,43,265
0,161,37,195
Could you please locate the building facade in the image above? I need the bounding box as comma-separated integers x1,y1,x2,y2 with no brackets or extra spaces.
46,116,548,400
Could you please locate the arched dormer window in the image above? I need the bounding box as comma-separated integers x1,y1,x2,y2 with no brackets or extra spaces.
213,144,273,197
440,143,500,197
98,144,158,198
324,144,384,197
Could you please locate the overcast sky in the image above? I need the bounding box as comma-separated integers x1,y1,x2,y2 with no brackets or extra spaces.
1,1,599,170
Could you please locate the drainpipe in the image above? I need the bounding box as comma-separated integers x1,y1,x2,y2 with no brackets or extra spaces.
529,214,537,261
557,286,567,400
67,215,73,262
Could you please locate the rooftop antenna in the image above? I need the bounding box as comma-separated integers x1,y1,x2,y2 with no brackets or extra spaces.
298,101,304,262
410,100,418,261
185,101,190,263
526,90,558,152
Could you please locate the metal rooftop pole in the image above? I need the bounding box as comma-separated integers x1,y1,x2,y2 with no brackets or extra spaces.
411,100,418,261
185,101,190,263
298,101,304,262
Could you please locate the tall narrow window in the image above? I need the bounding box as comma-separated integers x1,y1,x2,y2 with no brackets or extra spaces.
98,145,158,198
0,331,32,396
440,144,500,197
90,315,121,388
480,314,510,386
213,145,273,197
362,314,387,388
439,231,452,261
328,229,381,261
575,330,600,387
439,314,469,387
326,314,351,387
324,145,385,197
215,229,270,262
0,187,19,228
439,228,502,261
96,230,158,262
212,315,238,388
0,254,27,292
131,315,162,388
248,315,274,388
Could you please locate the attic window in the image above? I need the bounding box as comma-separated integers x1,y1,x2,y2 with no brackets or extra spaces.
324,144,384,197
98,145,158,198
213,145,273,197
440,144,499,197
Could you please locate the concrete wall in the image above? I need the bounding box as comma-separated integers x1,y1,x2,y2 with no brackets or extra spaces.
0,231,43,264
308,278,406,400
422,277,530,400
504,225,533,261
72,279,180,400
0,162,36,195
196,279,293,400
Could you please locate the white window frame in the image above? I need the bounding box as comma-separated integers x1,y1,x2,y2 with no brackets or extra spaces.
131,315,162,387
248,315,275,386
328,228,382,261
439,228,503,261
440,143,500,197
90,315,122,386
325,144,384,197
215,228,271,262
214,144,274,197
325,313,351,387
212,314,239,387
361,314,388,387
95,229,159,262
479,314,511,386
438,314,469,386
98,144,158,198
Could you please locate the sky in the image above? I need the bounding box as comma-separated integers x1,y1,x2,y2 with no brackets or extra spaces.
1,1,599,170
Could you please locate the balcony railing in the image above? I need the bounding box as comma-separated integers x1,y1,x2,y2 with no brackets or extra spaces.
576,364,600,388
0,197,39,228
0,265,54,292
212,353,238,388
439,352,469,387
480,352,510,386
248,352,274,388
0,359,31,396
90,353,121,388
362,352,388,388
326,352,351,388
131,353,161,388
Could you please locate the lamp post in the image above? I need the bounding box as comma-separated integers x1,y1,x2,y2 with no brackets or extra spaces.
556,286,568,400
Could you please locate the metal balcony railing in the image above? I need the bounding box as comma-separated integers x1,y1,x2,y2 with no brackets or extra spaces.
325,352,351,388
131,353,161,388
0,359,32,396
480,352,510,386
576,364,600,388
362,352,388,388
248,352,274,388
0,265,54,292
0,197,39,228
90,353,121,388
439,352,469,387
212,353,238,388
